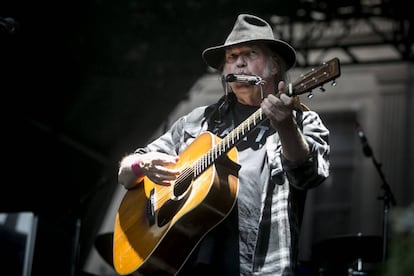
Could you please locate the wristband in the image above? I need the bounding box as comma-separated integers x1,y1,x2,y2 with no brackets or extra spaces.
131,160,144,178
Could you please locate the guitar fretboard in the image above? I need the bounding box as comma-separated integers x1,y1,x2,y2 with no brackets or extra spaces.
187,57,340,180
193,107,266,178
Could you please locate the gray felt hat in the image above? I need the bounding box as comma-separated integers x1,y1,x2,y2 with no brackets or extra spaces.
202,14,296,71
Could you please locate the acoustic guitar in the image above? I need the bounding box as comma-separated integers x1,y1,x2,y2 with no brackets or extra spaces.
113,58,341,275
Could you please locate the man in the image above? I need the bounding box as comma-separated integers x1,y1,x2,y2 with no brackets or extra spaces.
117,14,330,275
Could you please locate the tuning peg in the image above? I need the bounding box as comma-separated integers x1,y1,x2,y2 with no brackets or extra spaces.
331,79,337,86
307,92,314,99
320,86,326,92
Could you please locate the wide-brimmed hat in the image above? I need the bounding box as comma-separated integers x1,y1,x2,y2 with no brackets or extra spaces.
202,14,296,71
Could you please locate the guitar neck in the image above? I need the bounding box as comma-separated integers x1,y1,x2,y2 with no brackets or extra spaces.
193,107,267,178
193,83,296,176
192,57,341,179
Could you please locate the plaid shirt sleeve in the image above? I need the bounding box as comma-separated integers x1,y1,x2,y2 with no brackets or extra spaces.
282,110,330,190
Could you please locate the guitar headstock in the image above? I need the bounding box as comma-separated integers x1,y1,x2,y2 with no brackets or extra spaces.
288,58,341,97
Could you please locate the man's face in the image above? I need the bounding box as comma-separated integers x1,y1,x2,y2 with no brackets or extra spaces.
223,44,278,103
223,44,269,76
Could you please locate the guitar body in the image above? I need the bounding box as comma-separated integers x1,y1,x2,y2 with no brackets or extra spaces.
113,132,240,275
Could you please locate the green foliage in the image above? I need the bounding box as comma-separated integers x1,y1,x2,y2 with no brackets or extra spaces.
376,203,414,276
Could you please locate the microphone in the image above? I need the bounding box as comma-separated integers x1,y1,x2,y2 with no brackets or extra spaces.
355,121,373,157
225,74,264,85
0,17,18,34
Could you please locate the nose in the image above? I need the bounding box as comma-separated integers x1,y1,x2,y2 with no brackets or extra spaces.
235,55,247,67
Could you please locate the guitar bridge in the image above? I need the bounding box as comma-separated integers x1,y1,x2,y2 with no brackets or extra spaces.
146,188,155,226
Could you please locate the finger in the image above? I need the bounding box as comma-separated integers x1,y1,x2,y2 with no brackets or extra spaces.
150,154,179,166
261,97,274,116
279,93,293,106
265,94,279,104
150,166,180,180
154,166,181,177
278,81,286,92
149,172,176,186
148,176,172,186
280,96,295,113
140,153,178,171
153,157,179,167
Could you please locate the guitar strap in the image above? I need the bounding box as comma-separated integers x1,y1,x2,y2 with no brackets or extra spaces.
203,93,237,135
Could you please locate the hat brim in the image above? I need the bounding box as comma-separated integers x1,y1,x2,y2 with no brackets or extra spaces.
202,39,296,71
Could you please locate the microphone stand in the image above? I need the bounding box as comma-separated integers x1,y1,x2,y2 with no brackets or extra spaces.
371,155,396,263
359,136,397,263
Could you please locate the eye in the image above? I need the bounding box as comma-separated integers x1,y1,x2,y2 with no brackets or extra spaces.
247,49,259,59
225,53,237,63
